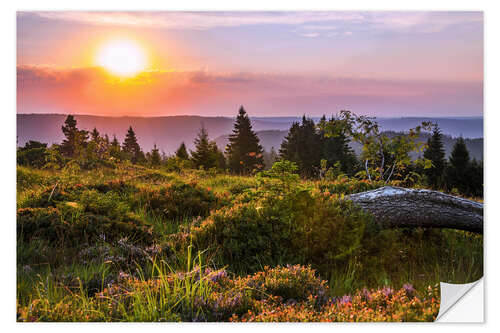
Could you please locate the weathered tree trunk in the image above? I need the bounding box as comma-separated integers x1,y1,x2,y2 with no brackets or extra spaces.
348,186,483,234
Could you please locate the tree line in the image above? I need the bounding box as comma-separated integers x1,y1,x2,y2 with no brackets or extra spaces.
17,107,483,197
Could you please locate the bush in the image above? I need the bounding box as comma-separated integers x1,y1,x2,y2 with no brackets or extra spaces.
164,157,194,173
191,189,369,274
240,265,328,305
17,206,152,246
20,184,86,208
17,148,49,168
90,180,138,194
79,189,129,221
133,182,218,220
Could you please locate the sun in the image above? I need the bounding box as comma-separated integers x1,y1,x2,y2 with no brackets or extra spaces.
96,39,147,77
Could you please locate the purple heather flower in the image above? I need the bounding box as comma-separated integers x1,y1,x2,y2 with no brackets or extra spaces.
361,287,371,301
339,295,352,305
381,286,394,297
403,284,415,296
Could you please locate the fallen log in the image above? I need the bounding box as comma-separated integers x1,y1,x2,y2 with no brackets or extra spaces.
348,186,483,234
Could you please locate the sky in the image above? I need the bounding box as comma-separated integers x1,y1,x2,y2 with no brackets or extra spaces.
17,11,483,117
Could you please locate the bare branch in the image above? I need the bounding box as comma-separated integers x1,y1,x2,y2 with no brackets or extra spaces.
364,159,371,181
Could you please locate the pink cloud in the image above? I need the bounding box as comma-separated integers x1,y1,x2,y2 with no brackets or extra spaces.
17,65,483,117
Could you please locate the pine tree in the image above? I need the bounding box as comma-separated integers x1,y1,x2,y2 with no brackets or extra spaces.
122,126,144,164
467,158,483,198
280,116,322,177
212,141,227,170
60,115,88,158
90,127,100,142
109,135,121,159
445,137,470,194
318,115,358,176
103,134,110,150
149,143,162,167
225,106,264,174
191,125,219,169
88,127,107,159
423,126,446,189
175,142,189,159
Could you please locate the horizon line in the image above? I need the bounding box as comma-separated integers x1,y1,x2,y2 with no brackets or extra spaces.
16,113,484,119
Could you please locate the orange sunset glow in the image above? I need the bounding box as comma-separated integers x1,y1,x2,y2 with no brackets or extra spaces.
17,11,483,117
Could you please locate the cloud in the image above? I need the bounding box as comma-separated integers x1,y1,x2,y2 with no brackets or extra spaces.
17,65,483,117
19,11,482,35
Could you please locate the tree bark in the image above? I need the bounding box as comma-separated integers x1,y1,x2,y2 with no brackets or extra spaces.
348,186,483,234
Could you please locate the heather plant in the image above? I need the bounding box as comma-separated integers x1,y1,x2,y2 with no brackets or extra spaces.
131,181,218,221
230,284,440,322
239,265,328,305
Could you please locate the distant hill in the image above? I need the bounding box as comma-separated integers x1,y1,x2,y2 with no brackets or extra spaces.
215,130,288,153
253,116,484,138
16,114,292,154
17,114,483,158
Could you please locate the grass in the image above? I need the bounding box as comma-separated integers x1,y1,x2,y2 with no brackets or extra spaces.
16,163,483,322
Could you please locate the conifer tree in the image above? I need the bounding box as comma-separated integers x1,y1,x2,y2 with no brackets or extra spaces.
225,106,264,174
60,115,88,158
280,116,322,177
191,125,220,169
175,142,189,159
122,126,144,163
109,135,121,159
88,127,107,159
90,127,100,142
103,134,110,150
445,137,470,194
467,158,483,198
212,141,227,170
318,115,358,176
149,143,162,167
423,126,446,189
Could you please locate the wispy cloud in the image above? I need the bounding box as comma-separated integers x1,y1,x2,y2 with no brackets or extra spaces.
19,11,482,35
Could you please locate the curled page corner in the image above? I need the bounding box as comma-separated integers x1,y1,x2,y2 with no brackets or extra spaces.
435,278,483,322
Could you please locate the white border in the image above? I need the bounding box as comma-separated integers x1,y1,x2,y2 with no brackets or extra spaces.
3,0,498,331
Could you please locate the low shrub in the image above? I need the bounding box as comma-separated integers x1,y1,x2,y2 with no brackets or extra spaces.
231,284,440,322
239,265,328,305
133,182,218,221
90,180,138,194
191,189,369,274
79,189,129,221
17,147,49,168
17,207,152,246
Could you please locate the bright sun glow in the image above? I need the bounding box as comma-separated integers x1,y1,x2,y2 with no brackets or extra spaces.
96,39,147,77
